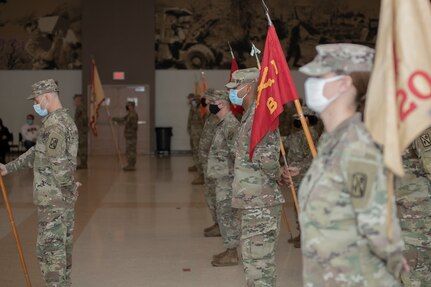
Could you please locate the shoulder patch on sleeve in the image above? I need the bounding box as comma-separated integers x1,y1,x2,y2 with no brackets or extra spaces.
49,137,59,149
346,157,378,210
46,129,65,157
420,132,431,148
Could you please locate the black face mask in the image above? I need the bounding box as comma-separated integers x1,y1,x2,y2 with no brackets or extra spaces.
200,97,207,108
126,105,129,111
209,104,221,114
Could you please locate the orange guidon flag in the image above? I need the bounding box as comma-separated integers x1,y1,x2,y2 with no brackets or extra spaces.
89,59,106,136
250,25,299,159
364,0,431,176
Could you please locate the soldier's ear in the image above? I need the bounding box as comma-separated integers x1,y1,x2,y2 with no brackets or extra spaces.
339,76,353,94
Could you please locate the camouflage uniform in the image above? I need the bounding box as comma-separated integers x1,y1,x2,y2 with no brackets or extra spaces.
5,78,78,287
414,127,431,179
278,103,297,137
299,114,405,287
207,111,240,249
283,113,322,241
189,99,204,176
233,102,284,286
283,109,322,192
114,105,138,168
199,112,219,222
74,101,88,167
396,134,431,287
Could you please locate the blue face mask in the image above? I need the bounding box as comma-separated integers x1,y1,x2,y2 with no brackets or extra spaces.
229,86,247,106
33,98,48,117
26,119,33,125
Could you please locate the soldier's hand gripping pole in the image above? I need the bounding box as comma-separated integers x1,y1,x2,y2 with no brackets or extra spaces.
278,132,300,215
0,175,32,287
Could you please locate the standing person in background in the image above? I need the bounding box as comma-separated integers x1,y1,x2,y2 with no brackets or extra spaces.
0,118,11,163
73,94,88,170
0,79,79,286
227,68,296,286
21,114,39,151
282,106,322,248
189,94,204,185
206,89,240,266
298,44,407,286
113,101,138,171
199,89,222,237
187,93,198,172
396,130,431,287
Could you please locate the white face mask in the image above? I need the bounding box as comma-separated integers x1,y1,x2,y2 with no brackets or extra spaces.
304,76,345,113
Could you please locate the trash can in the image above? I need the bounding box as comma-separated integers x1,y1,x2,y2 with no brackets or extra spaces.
155,127,173,154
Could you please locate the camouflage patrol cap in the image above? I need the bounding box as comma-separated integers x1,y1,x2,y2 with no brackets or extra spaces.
28,79,59,100
204,88,229,102
299,44,375,76
225,67,260,89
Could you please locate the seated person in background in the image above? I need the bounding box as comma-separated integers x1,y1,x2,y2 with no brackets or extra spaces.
21,114,39,150
0,118,11,163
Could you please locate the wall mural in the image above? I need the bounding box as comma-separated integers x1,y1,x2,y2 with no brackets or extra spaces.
0,0,81,70
155,0,380,70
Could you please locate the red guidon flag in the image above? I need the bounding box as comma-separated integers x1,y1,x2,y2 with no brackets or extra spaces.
89,59,106,136
250,25,299,159
365,0,431,176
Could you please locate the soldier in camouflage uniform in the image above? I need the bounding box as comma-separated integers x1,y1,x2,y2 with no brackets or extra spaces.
189,95,205,184
396,131,431,287
227,68,292,286
113,101,138,171
0,79,79,287
187,93,197,172
415,127,431,179
199,90,221,236
298,44,406,286
73,94,88,169
206,89,240,266
282,106,322,248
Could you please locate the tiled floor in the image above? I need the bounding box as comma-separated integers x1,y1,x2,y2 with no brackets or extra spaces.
0,155,303,287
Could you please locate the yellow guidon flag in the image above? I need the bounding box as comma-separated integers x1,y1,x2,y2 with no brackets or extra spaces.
365,0,431,176
89,59,106,137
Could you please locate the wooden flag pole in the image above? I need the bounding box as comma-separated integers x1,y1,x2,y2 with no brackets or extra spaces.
293,100,317,158
386,171,394,241
104,106,123,169
0,175,32,287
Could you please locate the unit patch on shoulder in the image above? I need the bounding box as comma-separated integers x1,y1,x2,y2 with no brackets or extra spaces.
351,173,367,198
49,138,59,149
420,133,431,148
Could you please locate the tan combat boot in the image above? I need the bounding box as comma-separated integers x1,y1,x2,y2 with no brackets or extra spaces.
211,248,238,267
191,174,204,185
123,166,136,171
204,223,218,233
212,249,228,260
188,165,197,172
204,224,221,237
288,234,300,244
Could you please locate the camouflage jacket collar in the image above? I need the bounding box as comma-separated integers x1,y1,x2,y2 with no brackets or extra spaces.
319,113,361,151
217,111,233,126
42,108,69,124
241,101,256,124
